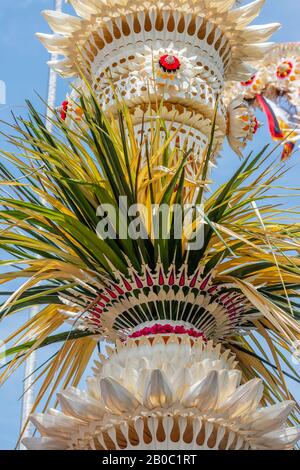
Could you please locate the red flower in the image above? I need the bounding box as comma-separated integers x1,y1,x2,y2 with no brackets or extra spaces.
159,54,181,72
60,100,68,120
276,61,293,79
187,329,196,337
131,331,142,338
128,323,207,342
241,75,256,87
143,327,152,335
174,325,186,334
163,324,173,333
252,116,259,134
156,325,164,333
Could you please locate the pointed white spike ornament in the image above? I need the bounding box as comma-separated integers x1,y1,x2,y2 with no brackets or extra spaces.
24,0,300,451
56,265,261,342
23,338,300,450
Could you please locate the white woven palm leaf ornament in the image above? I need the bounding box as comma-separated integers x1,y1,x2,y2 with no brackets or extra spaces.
23,339,300,450
38,0,280,175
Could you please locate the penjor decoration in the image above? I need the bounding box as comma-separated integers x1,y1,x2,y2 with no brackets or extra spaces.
225,42,300,159
0,0,300,452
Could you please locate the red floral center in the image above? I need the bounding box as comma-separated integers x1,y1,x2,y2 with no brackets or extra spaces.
276,61,293,79
241,75,256,87
252,116,259,134
60,100,68,120
159,54,181,72
129,323,207,340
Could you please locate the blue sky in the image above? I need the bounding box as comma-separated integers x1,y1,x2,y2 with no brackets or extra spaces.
0,0,300,450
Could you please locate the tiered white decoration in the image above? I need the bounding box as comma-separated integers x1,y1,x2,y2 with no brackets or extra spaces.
37,0,280,168
23,338,300,450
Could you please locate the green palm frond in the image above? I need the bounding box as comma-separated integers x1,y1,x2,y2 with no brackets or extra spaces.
0,91,300,425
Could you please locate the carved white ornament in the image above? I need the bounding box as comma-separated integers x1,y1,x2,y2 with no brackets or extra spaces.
37,0,279,158
226,97,259,156
23,338,300,450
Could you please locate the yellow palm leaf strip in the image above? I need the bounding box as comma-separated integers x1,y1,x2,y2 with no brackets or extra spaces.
0,230,80,264
0,308,65,383
120,102,139,168
212,222,269,254
143,126,183,178
55,337,96,404
251,200,294,317
2,213,94,260
231,346,288,404
17,338,75,446
0,270,52,317
3,305,66,345
219,276,300,343
0,262,88,317
43,337,97,413
256,322,291,400
30,188,76,216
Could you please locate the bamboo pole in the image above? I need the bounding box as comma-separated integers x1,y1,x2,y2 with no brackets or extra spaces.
19,0,64,449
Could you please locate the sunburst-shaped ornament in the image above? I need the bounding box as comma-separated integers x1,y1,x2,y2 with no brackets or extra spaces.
136,44,202,97
23,340,300,450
